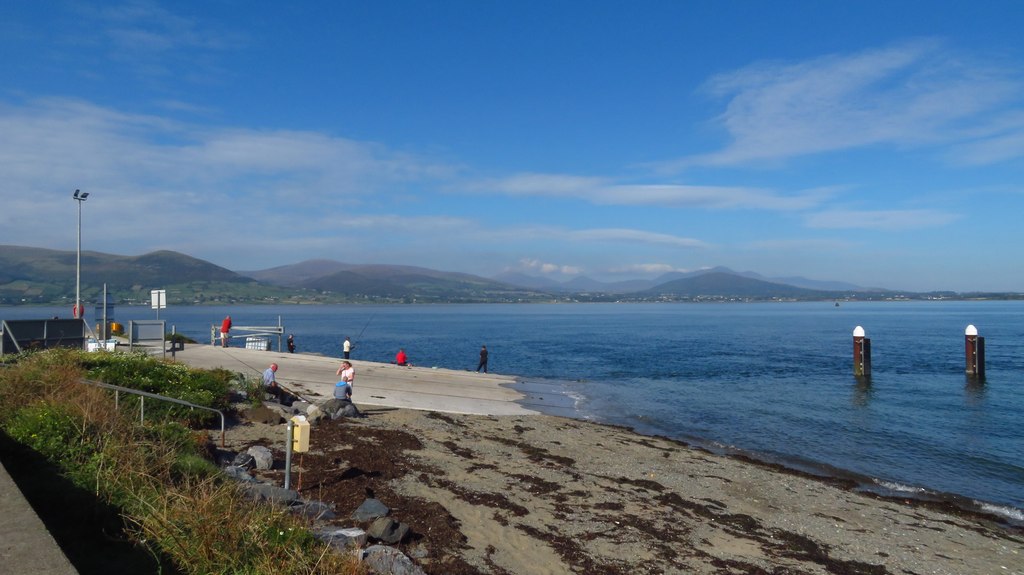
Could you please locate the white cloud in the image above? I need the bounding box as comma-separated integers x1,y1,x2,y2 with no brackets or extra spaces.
600,185,833,210
0,97,457,261
606,263,693,275
744,238,857,251
0,97,451,195
479,173,609,196
93,0,237,52
0,96,717,271
804,209,960,230
669,40,1023,169
949,111,1024,165
473,173,833,211
566,228,709,248
465,224,709,250
515,258,582,276
333,214,472,232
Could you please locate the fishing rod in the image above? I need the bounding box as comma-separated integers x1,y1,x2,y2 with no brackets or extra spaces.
221,348,314,404
354,313,374,339
353,314,375,346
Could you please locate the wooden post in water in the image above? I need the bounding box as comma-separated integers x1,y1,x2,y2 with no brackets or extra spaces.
965,325,985,381
853,326,871,378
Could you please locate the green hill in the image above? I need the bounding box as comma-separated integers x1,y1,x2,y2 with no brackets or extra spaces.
0,245,303,305
641,271,839,300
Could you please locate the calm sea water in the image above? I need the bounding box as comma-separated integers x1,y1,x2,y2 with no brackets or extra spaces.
4,301,1022,523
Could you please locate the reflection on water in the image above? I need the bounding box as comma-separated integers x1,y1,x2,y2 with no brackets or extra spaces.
852,378,873,408
964,379,987,406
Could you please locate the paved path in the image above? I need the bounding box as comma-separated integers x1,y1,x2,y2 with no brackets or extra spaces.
166,343,539,416
0,461,78,575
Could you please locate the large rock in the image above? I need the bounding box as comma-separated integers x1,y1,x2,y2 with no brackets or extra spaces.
242,483,299,504
321,398,362,420
290,401,312,415
338,402,362,418
367,517,410,544
306,405,326,425
289,500,336,520
314,527,367,550
361,545,426,575
352,498,390,522
261,402,293,419
223,465,257,483
246,445,274,470
231,452,256,470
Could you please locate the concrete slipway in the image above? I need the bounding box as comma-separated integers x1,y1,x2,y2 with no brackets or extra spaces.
166,343,540,416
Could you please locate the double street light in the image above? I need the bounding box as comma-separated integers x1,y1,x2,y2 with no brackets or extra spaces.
73,189,89,318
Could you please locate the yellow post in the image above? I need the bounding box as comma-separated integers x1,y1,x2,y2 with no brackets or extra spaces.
291,416,310,453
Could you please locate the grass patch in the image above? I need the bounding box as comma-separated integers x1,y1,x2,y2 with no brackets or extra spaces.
0,348,365,575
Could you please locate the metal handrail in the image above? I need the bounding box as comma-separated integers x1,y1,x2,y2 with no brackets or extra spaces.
211,316,286,351
78,378,225,447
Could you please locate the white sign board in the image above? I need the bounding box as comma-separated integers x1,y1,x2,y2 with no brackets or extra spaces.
151,289,166,310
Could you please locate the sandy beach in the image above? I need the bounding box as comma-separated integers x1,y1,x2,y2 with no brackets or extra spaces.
172,345,1024,574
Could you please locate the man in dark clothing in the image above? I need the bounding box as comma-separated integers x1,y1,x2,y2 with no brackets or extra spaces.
477,345,488,373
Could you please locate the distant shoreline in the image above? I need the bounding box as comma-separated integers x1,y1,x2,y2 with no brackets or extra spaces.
6,295,1024,310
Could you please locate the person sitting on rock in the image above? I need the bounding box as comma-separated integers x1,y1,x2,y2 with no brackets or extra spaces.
335,360,354,400
262,363,292,405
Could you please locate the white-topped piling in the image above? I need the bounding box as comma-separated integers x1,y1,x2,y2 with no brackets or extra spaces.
853,326,871,378
964,324,985,380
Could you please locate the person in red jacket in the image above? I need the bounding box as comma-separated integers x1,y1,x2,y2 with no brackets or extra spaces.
395,348,408,366
220,315,232,347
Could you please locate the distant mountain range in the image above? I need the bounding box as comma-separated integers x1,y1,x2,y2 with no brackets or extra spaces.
242,260,882,300
243,261,547,302
2,244,1013,306
0,245,550,305
493,265,873,294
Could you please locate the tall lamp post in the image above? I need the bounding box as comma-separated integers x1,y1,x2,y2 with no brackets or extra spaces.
73,189,89,318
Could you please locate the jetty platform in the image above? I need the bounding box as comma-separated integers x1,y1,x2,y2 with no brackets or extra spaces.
166,343,539,416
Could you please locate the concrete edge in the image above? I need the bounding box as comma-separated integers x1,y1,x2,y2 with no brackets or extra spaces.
0,458,79,574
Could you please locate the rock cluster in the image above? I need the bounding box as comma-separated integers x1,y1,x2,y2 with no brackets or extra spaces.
248,397,363,425
222,398,419,575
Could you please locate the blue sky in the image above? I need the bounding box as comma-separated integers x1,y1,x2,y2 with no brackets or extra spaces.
2,1,1023,292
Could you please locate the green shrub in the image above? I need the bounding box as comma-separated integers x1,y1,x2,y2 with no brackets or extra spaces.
145,421,197,450
81,354,233,425
0,348,83,422
171,453,220,480
6,402,92,465
236,374,266,408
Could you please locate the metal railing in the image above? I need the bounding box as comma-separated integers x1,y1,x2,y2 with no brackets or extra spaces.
79,378,226,447
1,318,95,356
211,316,286,352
